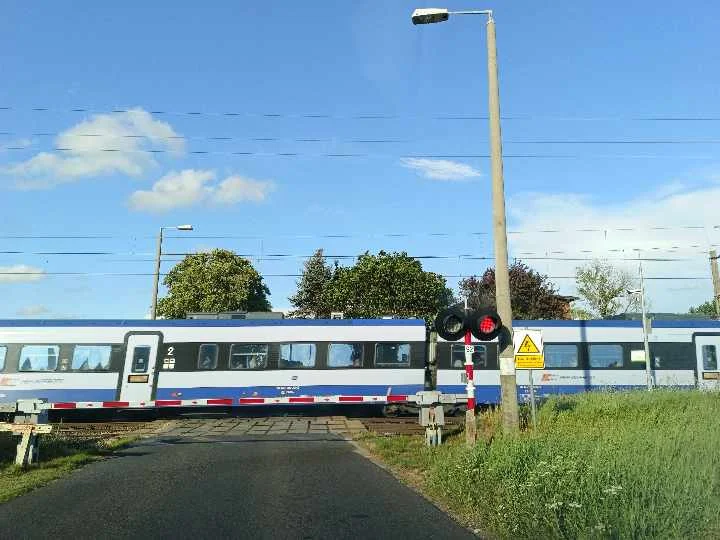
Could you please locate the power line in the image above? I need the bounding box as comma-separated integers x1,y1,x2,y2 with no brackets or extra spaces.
2,145,720,160
3,105,720,122
8,130,720,146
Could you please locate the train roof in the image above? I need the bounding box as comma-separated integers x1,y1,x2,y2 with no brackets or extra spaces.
0,318,719,329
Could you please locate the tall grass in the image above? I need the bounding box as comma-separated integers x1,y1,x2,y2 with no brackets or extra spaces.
370,390,720,539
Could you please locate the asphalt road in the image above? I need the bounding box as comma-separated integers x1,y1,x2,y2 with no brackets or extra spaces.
0,434,475,539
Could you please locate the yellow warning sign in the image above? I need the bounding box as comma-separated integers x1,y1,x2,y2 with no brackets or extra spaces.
517,334,540,354
515,355,544,369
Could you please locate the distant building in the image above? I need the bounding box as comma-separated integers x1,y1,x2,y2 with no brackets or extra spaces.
606,312,716,321
554,295,578,319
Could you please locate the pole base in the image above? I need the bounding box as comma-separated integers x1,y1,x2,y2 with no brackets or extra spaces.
465,409,476,445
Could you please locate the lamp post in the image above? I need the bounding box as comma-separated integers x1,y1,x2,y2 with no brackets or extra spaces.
150,224,193,320
411,7,519,432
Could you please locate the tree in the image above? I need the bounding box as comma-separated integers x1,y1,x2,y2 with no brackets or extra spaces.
575,260,638,318
157,249,270,319
289,249,334,318
326,251,454,323
689,300,718,316
458,261,567,319
570,307,593,320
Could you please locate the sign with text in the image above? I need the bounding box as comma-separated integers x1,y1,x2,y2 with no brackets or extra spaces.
514,330,544,369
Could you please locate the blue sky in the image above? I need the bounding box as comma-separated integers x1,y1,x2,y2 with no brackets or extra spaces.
1,0,719,318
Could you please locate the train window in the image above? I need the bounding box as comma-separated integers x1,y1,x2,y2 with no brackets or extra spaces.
374,343,411,368
19,345,59,371
450,344,486,369
589,344,623,368
328,343,364,368
544,345,579,368
0,346,5,371
279,343,316,369
197,344,219,370
131,346,151,373
649,342,694,369
72,346,112,371
230,344,268,370
702,345,718,370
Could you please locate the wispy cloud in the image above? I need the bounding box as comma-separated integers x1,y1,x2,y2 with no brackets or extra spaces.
506,180,720,312
400,158,482,181
0,264,45,283
16,305,50,317
3,108,184,189
128,169,274,213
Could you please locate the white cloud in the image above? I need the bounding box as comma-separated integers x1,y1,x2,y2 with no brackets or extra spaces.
16,305,50,317
3,108,184,189
506,181,720,313
129,169,274,213
0,264,45,283
400,158,482,181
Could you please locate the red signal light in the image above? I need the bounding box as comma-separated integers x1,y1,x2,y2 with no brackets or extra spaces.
479,315,497,334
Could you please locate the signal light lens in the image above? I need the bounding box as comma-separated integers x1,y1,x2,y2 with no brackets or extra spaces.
479,316,497,334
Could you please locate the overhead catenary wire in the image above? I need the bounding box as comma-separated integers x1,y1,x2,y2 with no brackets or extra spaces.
2,145,720,160
3,105,720,122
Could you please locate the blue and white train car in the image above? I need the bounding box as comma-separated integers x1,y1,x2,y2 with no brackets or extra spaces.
436,319,720,403
0,319,427,410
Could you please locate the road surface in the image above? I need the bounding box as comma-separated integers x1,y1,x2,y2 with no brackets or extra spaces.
0,433,475,539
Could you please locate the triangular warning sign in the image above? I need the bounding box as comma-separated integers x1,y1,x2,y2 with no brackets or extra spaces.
518,334,540,354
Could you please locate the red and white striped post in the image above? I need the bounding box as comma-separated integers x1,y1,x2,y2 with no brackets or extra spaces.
464,328,477,444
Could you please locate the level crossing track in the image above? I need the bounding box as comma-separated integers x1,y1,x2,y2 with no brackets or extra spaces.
48,416,464,438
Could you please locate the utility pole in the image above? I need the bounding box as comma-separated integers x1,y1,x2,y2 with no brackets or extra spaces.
150,227,164,320
638,261,652,390
710,249,720,318
487,16,519,432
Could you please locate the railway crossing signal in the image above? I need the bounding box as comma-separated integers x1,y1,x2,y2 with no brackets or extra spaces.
434,304,503,446
433,305,503,342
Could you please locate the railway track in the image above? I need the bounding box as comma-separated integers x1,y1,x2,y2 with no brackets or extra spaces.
49,416,465,438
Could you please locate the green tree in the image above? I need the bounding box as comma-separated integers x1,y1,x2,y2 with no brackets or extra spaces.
326,251,454,323
575,259,638,318
157,249,270,318
570,307,594,320
689,300,717,316
458,261,568,319
289,249,334,318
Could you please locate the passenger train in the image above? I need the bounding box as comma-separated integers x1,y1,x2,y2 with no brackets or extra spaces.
0,318,718,414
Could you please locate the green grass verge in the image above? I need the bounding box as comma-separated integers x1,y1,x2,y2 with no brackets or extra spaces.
0,434,136,503
362,390,720,539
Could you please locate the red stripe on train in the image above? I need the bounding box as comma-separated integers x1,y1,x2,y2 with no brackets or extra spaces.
207,398,233,406
155,400,182,406
386,395,408,402
102,401,130,408
338,396,363,402
288,397,315,403
239,398,265,404
52,402,77,409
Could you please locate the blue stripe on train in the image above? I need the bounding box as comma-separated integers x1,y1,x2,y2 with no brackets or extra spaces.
155,384,425,400
437,384,696,404
0,388,116,404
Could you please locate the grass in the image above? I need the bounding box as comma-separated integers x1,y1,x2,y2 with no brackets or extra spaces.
0,433,136,503
362,390,720,539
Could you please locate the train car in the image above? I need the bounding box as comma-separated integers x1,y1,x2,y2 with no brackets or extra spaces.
435,319,720,403
0,318,427,411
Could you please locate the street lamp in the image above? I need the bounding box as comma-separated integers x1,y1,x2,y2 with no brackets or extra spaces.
411,7,519,432
150,224,193,320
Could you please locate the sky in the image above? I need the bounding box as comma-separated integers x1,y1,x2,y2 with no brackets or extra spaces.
1,0,720,318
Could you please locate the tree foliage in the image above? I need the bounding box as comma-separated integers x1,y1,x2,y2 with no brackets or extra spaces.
288,249,334,318
458,261,568,319
323,250,454,323
575,260,638,318
157,249,270,319
689,300,717,316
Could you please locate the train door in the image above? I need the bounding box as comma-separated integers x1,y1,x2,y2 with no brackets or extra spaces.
120,333,162,402
695,335,720,390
